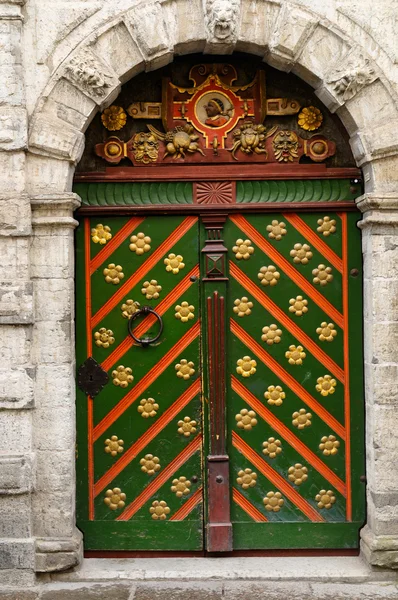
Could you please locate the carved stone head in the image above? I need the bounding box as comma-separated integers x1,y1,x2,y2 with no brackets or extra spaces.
131,132,159,164
205,0,240,43
272,130,300,163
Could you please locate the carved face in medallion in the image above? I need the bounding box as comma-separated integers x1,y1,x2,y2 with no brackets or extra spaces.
272,130,300,163
206,0,240,42
131,132,159,164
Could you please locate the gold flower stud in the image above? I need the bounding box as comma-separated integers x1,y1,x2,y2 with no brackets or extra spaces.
150,500,170,520
103,263,124,285
312,264,333,286
104,436,124,457
137,397,159,418
129,232,151,255
317,216,336,237
292,408,312,429
262,437,282,459
164,253,185,274
91,224,112,245
319,435,340,456
266,220,287,241
175,359,195,380
289,296,308,317
288,463,308,485
258,265,280,286
112,365,134,388
298,106,323,131
94,328,115,348
104,488,126,510
232,238,254,260
316,375,337,396
263,491,284,512
177,416,197,437
140,454,161,475
141,280,162,300
236,356,257,377
121,299,140,319
264,385,285,407
175,301,195,322
235,408,257,431
261,324,282,345
316,322,337,342
171,476,191,498
101,105,127,131
233,297,254,317
285,345,306,365
290,243,313,265
237,468,257,490
315,489,336,509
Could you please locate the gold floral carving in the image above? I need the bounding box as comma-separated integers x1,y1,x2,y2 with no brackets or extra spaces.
312,264,333,286
175,359,195,380
140,454,161,475
261,324,282,345
258,265,280,286
289,296,308,317
298,106,323,131
129,232,151,255
262,437,282,459
91,224,112,245
233,297,253,317
112,365,134,388
175,301,195,322
292,408,312,429
315,489,336,509
141,280,162,300
235,408,257,431
317,216,336,237
272,130,299,162
164,253,185,274
147,124,205,160
103,263,124,285
121,299,140,319
104,435,124,457
131,132,159,164
266,220,287,241
237,468,257,490
285,345,306,365
236,356,257,377
177,416,197,437
288,463,308,485
171,476,191,497
316,375,337,396
290,243,313,265
138,397,159,418
263,491,284,512
232,238,254,260
94,328,115,348
104,487,126,510
150,500,171,520
319,435,340,456
264,385,285,407
316,322,337,342
101,106,127,131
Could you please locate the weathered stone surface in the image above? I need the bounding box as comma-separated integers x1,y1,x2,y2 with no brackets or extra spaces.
126,1,173,68
237,0,280,55
0,194,31,237
35,364,74,409
268,4,318,69
93,22,145,84
29,116,85,163
40,583,132,600
33,278,73,322
0,494,31,538
134,582,223,600
0,538,34,569
0,454,33,495
32,490,75,538
30,233,74,279
0,281,33,325
0,106,27,151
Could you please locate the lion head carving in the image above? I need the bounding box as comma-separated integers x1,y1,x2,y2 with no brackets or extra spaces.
204,0,240,43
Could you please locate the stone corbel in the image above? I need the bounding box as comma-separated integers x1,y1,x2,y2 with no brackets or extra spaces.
30,193,81,230
361,525,398,569
355,193,398,229
35,530,83,573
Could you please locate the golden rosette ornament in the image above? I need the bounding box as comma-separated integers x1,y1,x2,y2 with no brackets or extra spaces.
298,106,323,131
101,105,127,131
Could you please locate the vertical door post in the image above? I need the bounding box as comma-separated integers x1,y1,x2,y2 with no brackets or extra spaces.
201,214,232,552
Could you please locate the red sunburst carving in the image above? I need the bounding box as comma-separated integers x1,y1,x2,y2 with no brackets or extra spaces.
194,181,235,204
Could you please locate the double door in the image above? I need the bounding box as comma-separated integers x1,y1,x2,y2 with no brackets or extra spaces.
76,211,365,551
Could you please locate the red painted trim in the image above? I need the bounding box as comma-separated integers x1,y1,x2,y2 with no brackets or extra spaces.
84,219,94,521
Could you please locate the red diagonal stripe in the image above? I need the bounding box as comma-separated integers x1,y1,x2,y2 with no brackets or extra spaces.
116,434,202,521
91,216,198,328
90,217,145,275
170,487,203,521
93,320,200,441
229,215,343,329
230,261,344,384
232,376,346,496
231,319,345,439
232,432,325,522
232,488,268,522
94,378,201,496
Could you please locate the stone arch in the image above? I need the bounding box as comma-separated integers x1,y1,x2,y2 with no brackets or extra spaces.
27,0,398,571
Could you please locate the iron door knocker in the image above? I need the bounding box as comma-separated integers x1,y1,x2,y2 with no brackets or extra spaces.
128,305,164,347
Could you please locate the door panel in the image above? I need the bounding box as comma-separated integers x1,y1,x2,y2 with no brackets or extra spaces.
76,215,204,550
224,212,365,548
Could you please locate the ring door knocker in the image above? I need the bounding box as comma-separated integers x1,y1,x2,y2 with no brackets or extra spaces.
128,305,164,347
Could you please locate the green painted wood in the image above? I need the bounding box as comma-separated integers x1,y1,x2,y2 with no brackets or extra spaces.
74,182,193,206
236,179,361,203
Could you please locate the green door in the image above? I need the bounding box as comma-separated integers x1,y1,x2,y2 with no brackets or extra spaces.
75,209,365,551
